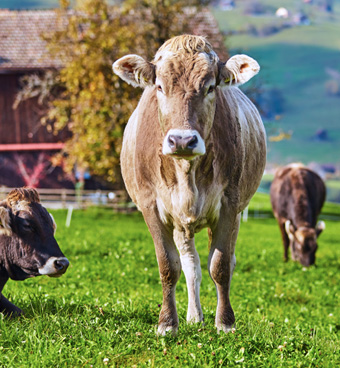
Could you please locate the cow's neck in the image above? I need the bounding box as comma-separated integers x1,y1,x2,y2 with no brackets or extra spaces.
160,152,217,237
173,158,199,211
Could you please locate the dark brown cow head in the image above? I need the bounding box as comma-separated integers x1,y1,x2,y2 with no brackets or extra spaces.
0,188,69,281
285,220,325,267
113,35,260,160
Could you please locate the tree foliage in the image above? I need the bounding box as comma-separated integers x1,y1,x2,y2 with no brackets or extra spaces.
17,0,211,182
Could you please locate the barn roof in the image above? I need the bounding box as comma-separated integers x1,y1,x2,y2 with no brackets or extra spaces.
0,10,63,71
0,8,228,72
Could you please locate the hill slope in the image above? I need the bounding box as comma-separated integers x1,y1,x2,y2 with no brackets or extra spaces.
213,0,340,165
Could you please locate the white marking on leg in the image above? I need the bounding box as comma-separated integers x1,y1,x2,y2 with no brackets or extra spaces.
174,230,203,323
229,253,236,286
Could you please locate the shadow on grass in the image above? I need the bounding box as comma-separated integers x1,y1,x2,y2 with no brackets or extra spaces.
13,296,159,325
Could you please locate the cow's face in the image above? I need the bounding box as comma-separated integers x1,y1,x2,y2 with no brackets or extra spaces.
0,188,69,281
285,220,325,267
113,35,260,160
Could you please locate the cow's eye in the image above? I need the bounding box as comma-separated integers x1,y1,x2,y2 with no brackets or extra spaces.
157,85,163,93
207,85,215,95
21,220,34,232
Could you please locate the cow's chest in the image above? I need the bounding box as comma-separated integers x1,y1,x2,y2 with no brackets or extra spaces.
156,184,222,238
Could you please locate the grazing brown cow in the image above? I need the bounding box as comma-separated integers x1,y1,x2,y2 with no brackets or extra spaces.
113,35,266,334
0,188,69,316
270,163,326,267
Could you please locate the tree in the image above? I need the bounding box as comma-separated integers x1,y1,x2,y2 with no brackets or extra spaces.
16,0,211,183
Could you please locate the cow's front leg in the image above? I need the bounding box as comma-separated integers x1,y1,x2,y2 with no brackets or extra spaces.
0,294,23,317
0,279,23,317
143,207,181,335
174,229,203,323
208,212,240,333
279,221,289,261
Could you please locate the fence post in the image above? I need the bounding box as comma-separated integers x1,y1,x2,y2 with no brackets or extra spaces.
66,205,73,228
242,206,249,222
61,189,66,209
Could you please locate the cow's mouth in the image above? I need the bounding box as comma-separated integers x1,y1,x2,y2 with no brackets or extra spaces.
170,152,198,160
38,256,69,277
47,268,67,278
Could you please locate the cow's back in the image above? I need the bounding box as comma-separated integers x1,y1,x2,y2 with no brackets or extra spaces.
270,164,326,227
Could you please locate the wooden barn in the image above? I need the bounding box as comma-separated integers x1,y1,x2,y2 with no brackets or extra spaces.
0,10,74,188
0,8,227,189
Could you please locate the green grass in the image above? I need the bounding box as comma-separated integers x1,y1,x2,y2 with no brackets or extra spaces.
0,194,339,367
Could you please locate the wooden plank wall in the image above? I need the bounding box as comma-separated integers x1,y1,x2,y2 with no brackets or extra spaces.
0,72,68,145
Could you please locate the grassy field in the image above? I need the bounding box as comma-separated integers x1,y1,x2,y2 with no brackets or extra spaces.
0,193,339,367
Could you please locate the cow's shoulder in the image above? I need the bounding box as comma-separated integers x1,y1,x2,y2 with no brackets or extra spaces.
124,88,168,208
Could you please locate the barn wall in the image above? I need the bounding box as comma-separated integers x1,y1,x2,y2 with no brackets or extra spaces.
0,72,69,144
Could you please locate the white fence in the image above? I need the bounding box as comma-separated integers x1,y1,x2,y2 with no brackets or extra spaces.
0,187,134,211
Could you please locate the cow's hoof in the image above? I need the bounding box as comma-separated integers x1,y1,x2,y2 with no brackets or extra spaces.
216,323,236,334
157,324,178,336
186,311,204,324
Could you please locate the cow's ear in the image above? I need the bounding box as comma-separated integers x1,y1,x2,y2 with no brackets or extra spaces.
219,55,260,87
285,220,296,241
316,221,325,237
0,207,12,236
112,55,155,88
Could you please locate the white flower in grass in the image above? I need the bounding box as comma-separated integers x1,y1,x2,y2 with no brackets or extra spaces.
103,358,109,365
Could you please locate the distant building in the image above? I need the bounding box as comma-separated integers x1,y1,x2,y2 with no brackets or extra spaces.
0,9,228,189
276,7,289,18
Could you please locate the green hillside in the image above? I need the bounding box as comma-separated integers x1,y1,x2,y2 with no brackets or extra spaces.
213,0,340,165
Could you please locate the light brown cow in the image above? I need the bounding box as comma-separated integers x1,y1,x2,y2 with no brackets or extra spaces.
113,35,266,334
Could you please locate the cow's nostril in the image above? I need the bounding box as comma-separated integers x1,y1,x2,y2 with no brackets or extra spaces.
168,135,177,148
54,258,69,271
187,135,198,149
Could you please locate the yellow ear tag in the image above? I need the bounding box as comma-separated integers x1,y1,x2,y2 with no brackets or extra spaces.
225,76,235,84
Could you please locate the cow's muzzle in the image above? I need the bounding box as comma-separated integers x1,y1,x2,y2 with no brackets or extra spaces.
38,257,69,277
162,129,206,159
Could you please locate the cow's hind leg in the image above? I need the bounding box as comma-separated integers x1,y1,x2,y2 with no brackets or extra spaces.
143,207,181,335
174,229,203,323
208,212,240,333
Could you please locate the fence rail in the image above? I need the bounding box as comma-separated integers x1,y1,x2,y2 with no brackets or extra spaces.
0,187,134,210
